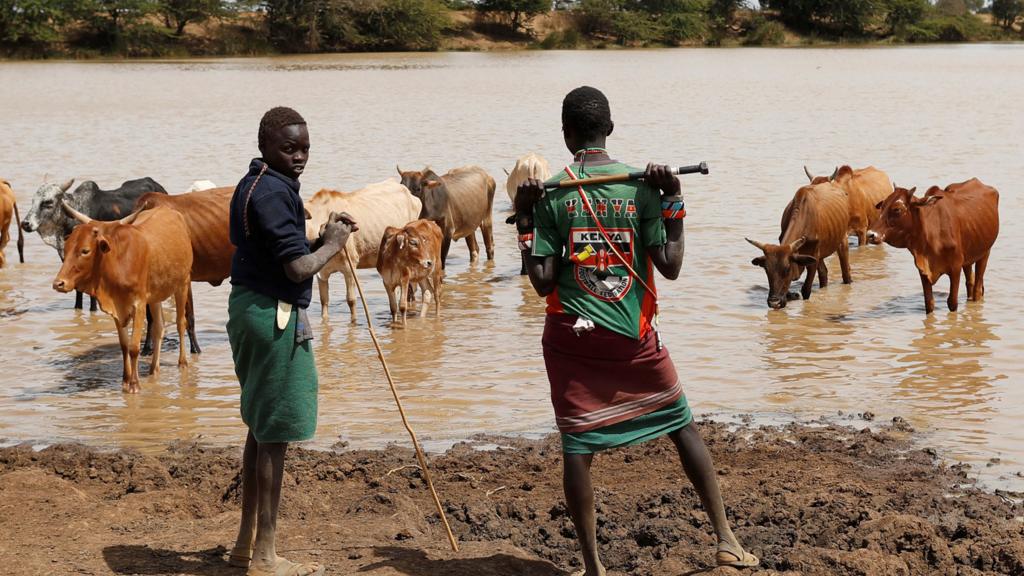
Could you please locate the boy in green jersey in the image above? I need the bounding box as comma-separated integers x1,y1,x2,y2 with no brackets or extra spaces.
514,87,758,575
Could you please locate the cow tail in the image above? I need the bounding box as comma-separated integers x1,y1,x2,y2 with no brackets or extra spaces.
13,199,24,263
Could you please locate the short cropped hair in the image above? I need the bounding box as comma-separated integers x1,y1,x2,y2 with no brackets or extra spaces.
258,106,306,149
562,86,612,141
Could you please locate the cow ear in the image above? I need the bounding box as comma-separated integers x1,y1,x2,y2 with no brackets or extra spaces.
304,207,312,220
98,236,111,253
792,254,817,267
922,195,943,206
874,200,884,210
423,180,440,189
751,256,766,268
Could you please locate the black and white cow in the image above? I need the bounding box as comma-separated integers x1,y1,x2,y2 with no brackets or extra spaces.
22,177,168,311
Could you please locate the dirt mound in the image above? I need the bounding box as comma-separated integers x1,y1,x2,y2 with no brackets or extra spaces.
0,420,1021,575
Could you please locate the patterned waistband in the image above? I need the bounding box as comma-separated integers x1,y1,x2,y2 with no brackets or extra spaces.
554,381,682,430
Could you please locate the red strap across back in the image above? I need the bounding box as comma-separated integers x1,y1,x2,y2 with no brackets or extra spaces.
564,165,659,306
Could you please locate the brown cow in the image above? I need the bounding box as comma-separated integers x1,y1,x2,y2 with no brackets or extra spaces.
400,165,495,267
52,203,193,393
377,219,444,326
805,165,892,246
747,181,851,309
135,187,234,353
867,179,999,314
0,179,25,267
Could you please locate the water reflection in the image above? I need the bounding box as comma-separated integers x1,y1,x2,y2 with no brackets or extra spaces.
760,312,856,388
894,307,1000,409
845,243,890,283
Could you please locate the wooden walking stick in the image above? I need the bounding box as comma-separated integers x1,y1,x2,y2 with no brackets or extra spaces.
342,248,460,553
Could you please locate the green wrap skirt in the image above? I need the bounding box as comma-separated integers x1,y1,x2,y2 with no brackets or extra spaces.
226,285,318,443
561,396,692,455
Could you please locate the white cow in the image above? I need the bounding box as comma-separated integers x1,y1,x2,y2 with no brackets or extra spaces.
505,152,551,205
186,180,217,193
504,153,551,274
305,180,422,322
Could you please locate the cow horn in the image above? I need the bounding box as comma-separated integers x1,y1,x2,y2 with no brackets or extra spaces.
830,166,838,181
59,178,75,192
119,209,143,226
803,166,814,182
503,167,510,176
396,165,402,175
745,237,767,251
790,236,806,251
61,200,91,224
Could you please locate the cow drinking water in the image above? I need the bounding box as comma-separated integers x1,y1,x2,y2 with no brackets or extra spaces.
747,180,851,309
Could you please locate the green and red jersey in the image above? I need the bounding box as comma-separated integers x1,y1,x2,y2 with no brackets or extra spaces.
532,160,666,340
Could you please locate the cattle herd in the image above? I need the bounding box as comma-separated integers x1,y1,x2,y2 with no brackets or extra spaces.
746,165,999,314
0,157,1001,392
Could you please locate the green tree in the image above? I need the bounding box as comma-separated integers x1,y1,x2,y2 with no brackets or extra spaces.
708,0,744,22
578,0,619,36
992,0,1024,28
75,0,157,51
762,0,881,36
476,0,550,33
354,0,448,49
934,0,968,15
157,0,228,36
0,0,68,46
883,0,928,33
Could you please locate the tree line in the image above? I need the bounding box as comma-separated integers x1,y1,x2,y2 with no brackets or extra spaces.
1,0,1021,57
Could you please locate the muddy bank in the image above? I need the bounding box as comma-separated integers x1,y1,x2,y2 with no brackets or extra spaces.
1,420,1021,576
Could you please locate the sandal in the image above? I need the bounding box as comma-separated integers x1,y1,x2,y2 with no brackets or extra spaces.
247,557,325,576
716,548,759,569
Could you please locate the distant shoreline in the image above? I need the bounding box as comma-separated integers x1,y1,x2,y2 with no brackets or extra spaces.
2,8,1021,61
3,40,1022,64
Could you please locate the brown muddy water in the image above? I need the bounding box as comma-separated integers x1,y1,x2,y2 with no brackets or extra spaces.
0,47,1021,490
